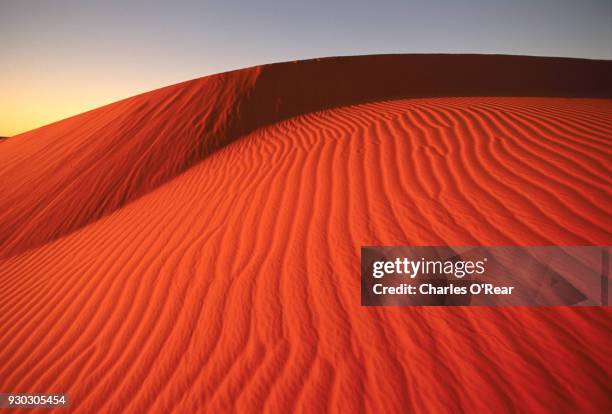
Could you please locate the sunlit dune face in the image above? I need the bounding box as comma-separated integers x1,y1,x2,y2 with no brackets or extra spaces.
1,95,611,412
0,55,610,413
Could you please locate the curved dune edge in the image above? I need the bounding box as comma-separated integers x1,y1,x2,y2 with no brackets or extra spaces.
1,55,612,258
0,96,611,413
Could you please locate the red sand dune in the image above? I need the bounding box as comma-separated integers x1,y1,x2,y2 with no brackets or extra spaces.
0,55,611,413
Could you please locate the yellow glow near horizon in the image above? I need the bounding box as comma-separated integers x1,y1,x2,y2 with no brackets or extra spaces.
0,97,104,137
0,78,169,137
0,65,205,137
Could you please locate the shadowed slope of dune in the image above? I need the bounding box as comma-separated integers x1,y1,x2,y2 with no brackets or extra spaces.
1,55,611,259
0,57,611,413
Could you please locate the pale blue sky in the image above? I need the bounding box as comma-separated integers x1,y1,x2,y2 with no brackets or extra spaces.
1,0,611,135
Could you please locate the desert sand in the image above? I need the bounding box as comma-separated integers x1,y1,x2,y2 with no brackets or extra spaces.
0,55,611,413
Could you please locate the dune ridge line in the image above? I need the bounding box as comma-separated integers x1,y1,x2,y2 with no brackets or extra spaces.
1,54,611,258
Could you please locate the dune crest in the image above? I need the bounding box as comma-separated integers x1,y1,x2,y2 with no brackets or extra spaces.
1,55,611,258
